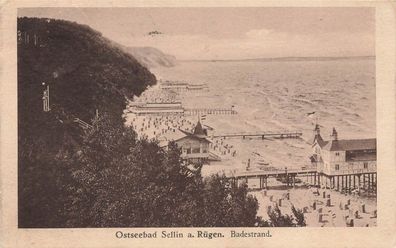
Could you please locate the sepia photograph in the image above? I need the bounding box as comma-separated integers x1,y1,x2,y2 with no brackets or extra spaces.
15,7,379,229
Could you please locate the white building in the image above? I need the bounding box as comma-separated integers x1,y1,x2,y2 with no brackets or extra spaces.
160,121,211,164
310,125,376,176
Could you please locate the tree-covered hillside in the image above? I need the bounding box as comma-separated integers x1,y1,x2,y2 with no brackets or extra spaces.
18,17,156,227
18,17,156,123
17,17,304,228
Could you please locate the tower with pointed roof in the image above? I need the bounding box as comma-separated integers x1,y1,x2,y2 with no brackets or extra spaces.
193,120,207,138
330,127,338,141
311,124,327,148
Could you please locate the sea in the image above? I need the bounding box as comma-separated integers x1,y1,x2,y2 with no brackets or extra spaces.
150,58,376,174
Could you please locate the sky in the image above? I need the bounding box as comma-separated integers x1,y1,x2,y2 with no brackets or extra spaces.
18,7,375,60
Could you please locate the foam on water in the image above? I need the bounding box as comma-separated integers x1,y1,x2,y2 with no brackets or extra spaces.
151,59,376,172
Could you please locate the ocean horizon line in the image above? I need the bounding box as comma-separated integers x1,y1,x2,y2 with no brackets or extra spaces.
178,55,375,62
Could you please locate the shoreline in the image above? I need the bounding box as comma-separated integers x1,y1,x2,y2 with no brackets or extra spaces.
124,62,377,227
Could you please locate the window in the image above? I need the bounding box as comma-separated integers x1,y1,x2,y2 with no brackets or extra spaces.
335,152,340,156
192,147,200,153
364,162,368,169
335,164,339,170
186,148,191,154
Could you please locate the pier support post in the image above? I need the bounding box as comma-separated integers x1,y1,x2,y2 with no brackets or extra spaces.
333,176,335,189
353,175,356,190
341,175,344,192
324,176,327,188
374,173,377,192
314,173,317,186
368,174,371,194
345,175,348,192
346,175,349,193
348,175,352,193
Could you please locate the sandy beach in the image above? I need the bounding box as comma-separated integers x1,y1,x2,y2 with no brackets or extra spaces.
250,185,377,227
124,59,376,227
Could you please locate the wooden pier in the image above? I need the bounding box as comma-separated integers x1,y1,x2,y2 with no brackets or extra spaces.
184,108,236,115
213,131,302,139
314,171,377,194
229,168,316,188
228,167,377,195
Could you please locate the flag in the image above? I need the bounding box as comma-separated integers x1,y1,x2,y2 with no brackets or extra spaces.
306,111,319,125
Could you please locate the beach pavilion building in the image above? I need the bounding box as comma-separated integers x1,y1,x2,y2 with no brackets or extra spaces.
310,125,377,193
159,121,211,164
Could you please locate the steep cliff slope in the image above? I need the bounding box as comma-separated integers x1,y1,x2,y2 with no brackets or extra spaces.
124,46,177,68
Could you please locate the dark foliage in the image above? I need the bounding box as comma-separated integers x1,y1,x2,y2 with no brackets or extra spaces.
17,18,262,228
61,114,261,227
18,17,155,227
264,205,306,227
291,205,306,227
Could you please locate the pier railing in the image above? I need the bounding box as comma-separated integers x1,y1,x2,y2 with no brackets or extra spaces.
212,131,302,139
320,167,377,176
184,108,237,115
231,167,317,178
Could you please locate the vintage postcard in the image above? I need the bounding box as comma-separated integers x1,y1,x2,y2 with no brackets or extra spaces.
1,1,395,248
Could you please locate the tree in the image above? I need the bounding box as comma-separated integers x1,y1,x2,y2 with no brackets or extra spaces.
19,110,280,228
291,204,306,227
267,205,296,227
64,113,261,227
265,205,306,227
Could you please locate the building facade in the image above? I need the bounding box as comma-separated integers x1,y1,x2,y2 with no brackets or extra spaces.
160,121,211,164
310,125,377,191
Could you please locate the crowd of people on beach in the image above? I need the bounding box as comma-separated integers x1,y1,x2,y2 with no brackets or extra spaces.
133,86,179,104
128,114,195,139
124,78,377,227
126,82,240,158
126,113,239,159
